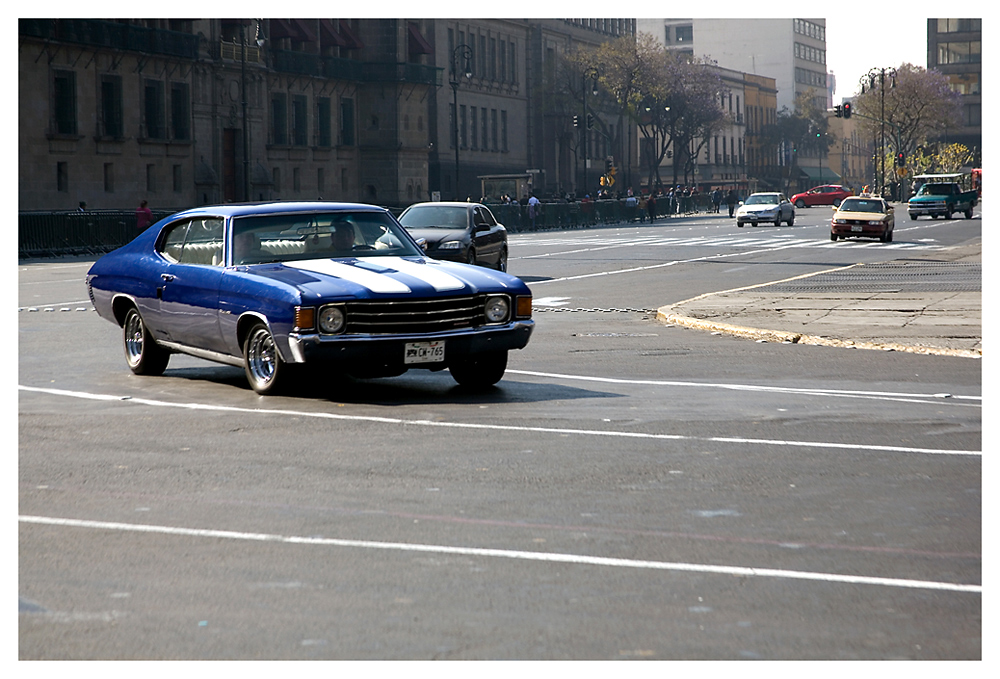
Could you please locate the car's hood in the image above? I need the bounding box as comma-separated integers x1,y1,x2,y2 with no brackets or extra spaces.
402,228,467,246
834,211,887,220
242,255,522,300
738,204,779,213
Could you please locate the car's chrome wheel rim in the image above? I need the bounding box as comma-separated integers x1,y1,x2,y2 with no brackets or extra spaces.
124,311,144,367
247,329,277,386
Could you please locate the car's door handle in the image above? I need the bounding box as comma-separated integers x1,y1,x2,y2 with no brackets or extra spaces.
161,273,175,282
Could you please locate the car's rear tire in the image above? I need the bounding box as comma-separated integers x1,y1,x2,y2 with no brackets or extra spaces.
243,322,288,395
449,351,508,388
123,307,170,376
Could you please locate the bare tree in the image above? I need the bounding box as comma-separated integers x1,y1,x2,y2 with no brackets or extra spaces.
854,63,962,158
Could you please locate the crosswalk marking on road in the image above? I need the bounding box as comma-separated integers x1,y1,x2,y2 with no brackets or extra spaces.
511,234,936,251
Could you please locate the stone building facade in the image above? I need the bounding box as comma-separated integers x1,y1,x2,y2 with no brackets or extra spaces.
19,18,635,213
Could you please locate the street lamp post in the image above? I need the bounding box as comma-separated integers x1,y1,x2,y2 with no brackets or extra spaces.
582,67,598,196
861,67,896,196
450,45,473,201
240,20,265,202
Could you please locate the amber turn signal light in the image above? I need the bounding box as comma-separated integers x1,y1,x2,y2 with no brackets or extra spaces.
294,306,315,331
516,296,533,319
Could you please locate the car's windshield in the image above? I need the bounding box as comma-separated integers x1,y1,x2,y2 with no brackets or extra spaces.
839,199,886,213
919,184,954,195
231,211,421,265
397,206,470,229
745,194,780,205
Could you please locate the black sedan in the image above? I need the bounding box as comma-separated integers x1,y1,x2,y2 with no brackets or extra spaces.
86,202,534,394
397,202,508,271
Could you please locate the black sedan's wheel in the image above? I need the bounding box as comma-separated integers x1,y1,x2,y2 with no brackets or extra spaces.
496,245,508,272
449,351,508,389
966,207,973,219
467,248,477,266
243,322,287,395
123,307,169,375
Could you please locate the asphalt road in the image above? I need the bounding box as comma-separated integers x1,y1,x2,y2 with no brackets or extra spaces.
18,205,981,660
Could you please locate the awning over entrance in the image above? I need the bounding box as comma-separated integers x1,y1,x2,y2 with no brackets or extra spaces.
798,166,841,183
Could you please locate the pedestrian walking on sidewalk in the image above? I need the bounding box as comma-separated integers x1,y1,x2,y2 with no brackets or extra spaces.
726,189,738,218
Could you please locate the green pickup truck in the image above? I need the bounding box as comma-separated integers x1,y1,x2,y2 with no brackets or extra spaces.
907,173,979,220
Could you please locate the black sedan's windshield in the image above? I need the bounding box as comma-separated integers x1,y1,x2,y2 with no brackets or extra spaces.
398,206,470,229
231,211,422,265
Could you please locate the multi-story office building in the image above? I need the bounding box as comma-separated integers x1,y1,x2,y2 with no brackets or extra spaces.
19,17,634,212
926,18,981,165
637,18,828,114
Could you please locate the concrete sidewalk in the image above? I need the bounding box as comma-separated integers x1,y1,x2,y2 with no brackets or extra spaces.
657,240,982,358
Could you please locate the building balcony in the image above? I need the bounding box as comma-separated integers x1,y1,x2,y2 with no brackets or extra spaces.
218,40,263,64
19,19,198,59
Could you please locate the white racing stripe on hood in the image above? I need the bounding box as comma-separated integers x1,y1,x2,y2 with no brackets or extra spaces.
377,257,467,292
287,259,411,294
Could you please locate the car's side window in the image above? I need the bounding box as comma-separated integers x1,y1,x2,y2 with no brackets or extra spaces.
181,218,225,266
481,207,497,226
159,222,190,263
157,218,224,266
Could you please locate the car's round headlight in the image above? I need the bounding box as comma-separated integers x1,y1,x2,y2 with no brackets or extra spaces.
318,305,346,333
484,296,510,323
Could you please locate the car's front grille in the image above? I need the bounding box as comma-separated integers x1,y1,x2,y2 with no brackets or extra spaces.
342,294,491,335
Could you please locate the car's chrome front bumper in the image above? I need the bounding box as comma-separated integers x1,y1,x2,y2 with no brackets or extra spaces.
285,319,535,365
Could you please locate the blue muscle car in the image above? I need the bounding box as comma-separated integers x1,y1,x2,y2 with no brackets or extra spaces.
86,202,534,394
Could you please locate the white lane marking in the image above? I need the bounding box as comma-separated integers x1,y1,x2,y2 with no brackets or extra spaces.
507,370,981,406
19,299,92,308
17,385,980,457
533,297,572,307
287,259,411,294
373,257,466,292
18,515,980,594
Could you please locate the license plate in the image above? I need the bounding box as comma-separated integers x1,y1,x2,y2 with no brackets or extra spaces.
851,225,863,232
404,340,445,364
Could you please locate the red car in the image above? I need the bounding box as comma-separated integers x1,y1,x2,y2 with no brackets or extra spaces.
791,184,852,208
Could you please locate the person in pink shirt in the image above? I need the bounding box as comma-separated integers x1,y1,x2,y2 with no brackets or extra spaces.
136,200,153,231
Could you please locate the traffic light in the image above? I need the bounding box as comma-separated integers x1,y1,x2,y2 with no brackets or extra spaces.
896,151,906,166
842,102,852,119
586,114,594,130
605,157,613,173
572,115,579,128
834,105,843,118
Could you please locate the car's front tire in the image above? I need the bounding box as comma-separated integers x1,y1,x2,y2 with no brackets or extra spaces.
243,322,288,395
449,351,508,388
795,199,805,208
123,307,170,375
496,245,508,272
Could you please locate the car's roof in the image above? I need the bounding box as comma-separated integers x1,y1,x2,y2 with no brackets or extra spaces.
170,201,389,219
750,192,781,196
404,202,479,209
